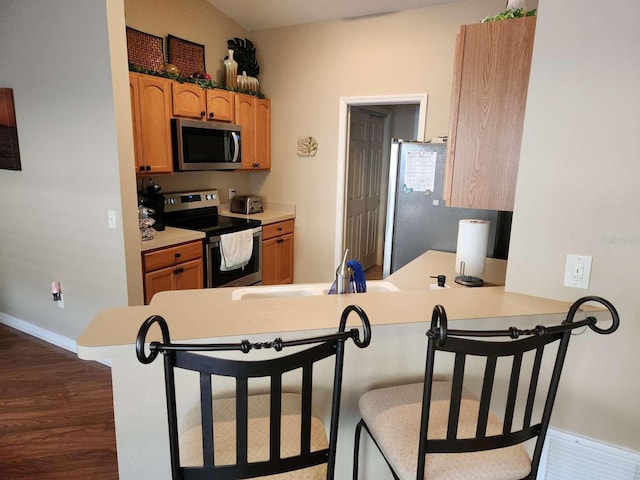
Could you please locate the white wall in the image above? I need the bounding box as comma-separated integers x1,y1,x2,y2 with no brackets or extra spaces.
251,0,506,282
506,0,640,450
0,0,135,340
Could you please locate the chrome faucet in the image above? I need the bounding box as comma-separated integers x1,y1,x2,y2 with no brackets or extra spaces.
335,249,353,294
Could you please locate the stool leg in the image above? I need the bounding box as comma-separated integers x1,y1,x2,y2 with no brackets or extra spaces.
353,419,365,480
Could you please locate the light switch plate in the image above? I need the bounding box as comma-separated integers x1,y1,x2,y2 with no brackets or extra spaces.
563,254,592,289
108,210,117,229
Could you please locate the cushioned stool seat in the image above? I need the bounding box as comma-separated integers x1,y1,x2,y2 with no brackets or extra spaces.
181,393,327,479
359,382,531,480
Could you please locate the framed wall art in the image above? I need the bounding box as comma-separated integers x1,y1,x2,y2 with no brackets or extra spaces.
167,34,205,77
126,27,165,72
0,88,21,171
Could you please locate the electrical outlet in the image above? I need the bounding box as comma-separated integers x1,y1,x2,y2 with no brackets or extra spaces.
229,188,236,200
563,254,592,289
57,294,64,309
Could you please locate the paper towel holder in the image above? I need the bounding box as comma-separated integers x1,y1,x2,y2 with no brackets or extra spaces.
454,218,490,287
455,261,484,287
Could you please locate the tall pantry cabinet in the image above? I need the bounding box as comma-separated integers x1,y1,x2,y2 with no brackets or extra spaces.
444,16,536,211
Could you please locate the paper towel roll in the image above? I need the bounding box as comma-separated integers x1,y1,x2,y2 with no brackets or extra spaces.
455,219,490,276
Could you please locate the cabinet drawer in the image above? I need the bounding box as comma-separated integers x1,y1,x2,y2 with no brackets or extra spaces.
262,220,294,240
143,240,203,272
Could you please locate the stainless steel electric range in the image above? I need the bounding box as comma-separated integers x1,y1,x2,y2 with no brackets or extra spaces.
163,190,262,288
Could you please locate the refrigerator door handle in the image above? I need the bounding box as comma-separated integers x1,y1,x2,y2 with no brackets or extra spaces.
382,140,401,278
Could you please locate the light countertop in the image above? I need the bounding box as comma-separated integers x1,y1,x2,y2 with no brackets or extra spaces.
219,202,296,225
140,227,205,252
78,250,576,359
140,206,295,253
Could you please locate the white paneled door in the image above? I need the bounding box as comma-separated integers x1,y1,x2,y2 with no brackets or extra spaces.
345,108,384,270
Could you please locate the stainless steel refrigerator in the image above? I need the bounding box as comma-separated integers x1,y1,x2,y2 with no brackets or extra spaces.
382,140,511,276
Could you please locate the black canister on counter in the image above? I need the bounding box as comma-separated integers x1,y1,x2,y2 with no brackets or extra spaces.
138,178,166,231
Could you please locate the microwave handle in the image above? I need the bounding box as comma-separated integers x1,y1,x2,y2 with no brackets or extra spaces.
230,132,240,163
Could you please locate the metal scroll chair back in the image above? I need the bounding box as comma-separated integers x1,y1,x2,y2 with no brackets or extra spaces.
353,296,619,480
136,305,371,480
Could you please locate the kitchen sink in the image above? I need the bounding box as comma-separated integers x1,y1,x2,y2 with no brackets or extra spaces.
231,280,400,300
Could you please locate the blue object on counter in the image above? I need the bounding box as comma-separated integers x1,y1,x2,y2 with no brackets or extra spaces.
346,260,367,293
327,259,366,294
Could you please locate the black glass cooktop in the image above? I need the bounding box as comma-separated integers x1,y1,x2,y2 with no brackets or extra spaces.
164,207,260,237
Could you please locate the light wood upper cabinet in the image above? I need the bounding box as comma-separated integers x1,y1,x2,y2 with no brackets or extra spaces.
235,94,256,169
235,94,271,170
254,98,271,170
129,73,173,174
171,82,207,119
206,89,235,123
129,78,143,166
444,16,536,211
129,73,270,173
172,83,236,123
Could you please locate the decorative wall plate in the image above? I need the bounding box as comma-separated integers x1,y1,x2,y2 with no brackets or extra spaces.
297,136,318,156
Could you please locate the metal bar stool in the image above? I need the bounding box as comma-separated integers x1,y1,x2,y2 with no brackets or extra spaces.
137,304,371,480
353,297,619,480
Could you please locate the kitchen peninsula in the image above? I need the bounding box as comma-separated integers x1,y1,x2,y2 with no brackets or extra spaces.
78,251,578,480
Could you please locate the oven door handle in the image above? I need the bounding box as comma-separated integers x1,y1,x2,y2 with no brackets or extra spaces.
209,226,262,247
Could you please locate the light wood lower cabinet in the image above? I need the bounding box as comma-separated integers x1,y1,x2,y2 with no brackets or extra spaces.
142,240,203,304
262,220,294,285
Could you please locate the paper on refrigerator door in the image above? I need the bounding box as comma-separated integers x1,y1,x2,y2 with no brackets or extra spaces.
403,150,437,193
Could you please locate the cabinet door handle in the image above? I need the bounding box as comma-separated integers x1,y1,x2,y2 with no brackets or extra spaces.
209,112,214,119
173,267,184,275
139,166,145,171
277,227,283,231
200,111,206,117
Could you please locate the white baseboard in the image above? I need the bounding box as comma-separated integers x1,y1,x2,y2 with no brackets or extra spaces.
0,312,111,367
0,311,77,352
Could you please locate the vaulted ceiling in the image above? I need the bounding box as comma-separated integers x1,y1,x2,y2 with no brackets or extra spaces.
207,0,466,31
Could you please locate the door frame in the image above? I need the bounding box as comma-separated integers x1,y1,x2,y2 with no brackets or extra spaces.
335,94,428,266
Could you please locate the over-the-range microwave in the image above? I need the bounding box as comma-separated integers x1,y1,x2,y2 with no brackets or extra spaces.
172,118,242,171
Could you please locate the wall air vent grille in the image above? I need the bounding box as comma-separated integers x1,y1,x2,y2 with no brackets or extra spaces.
538,429,640,480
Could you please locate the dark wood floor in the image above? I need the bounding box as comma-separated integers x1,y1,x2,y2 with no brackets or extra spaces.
0,324,118,479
